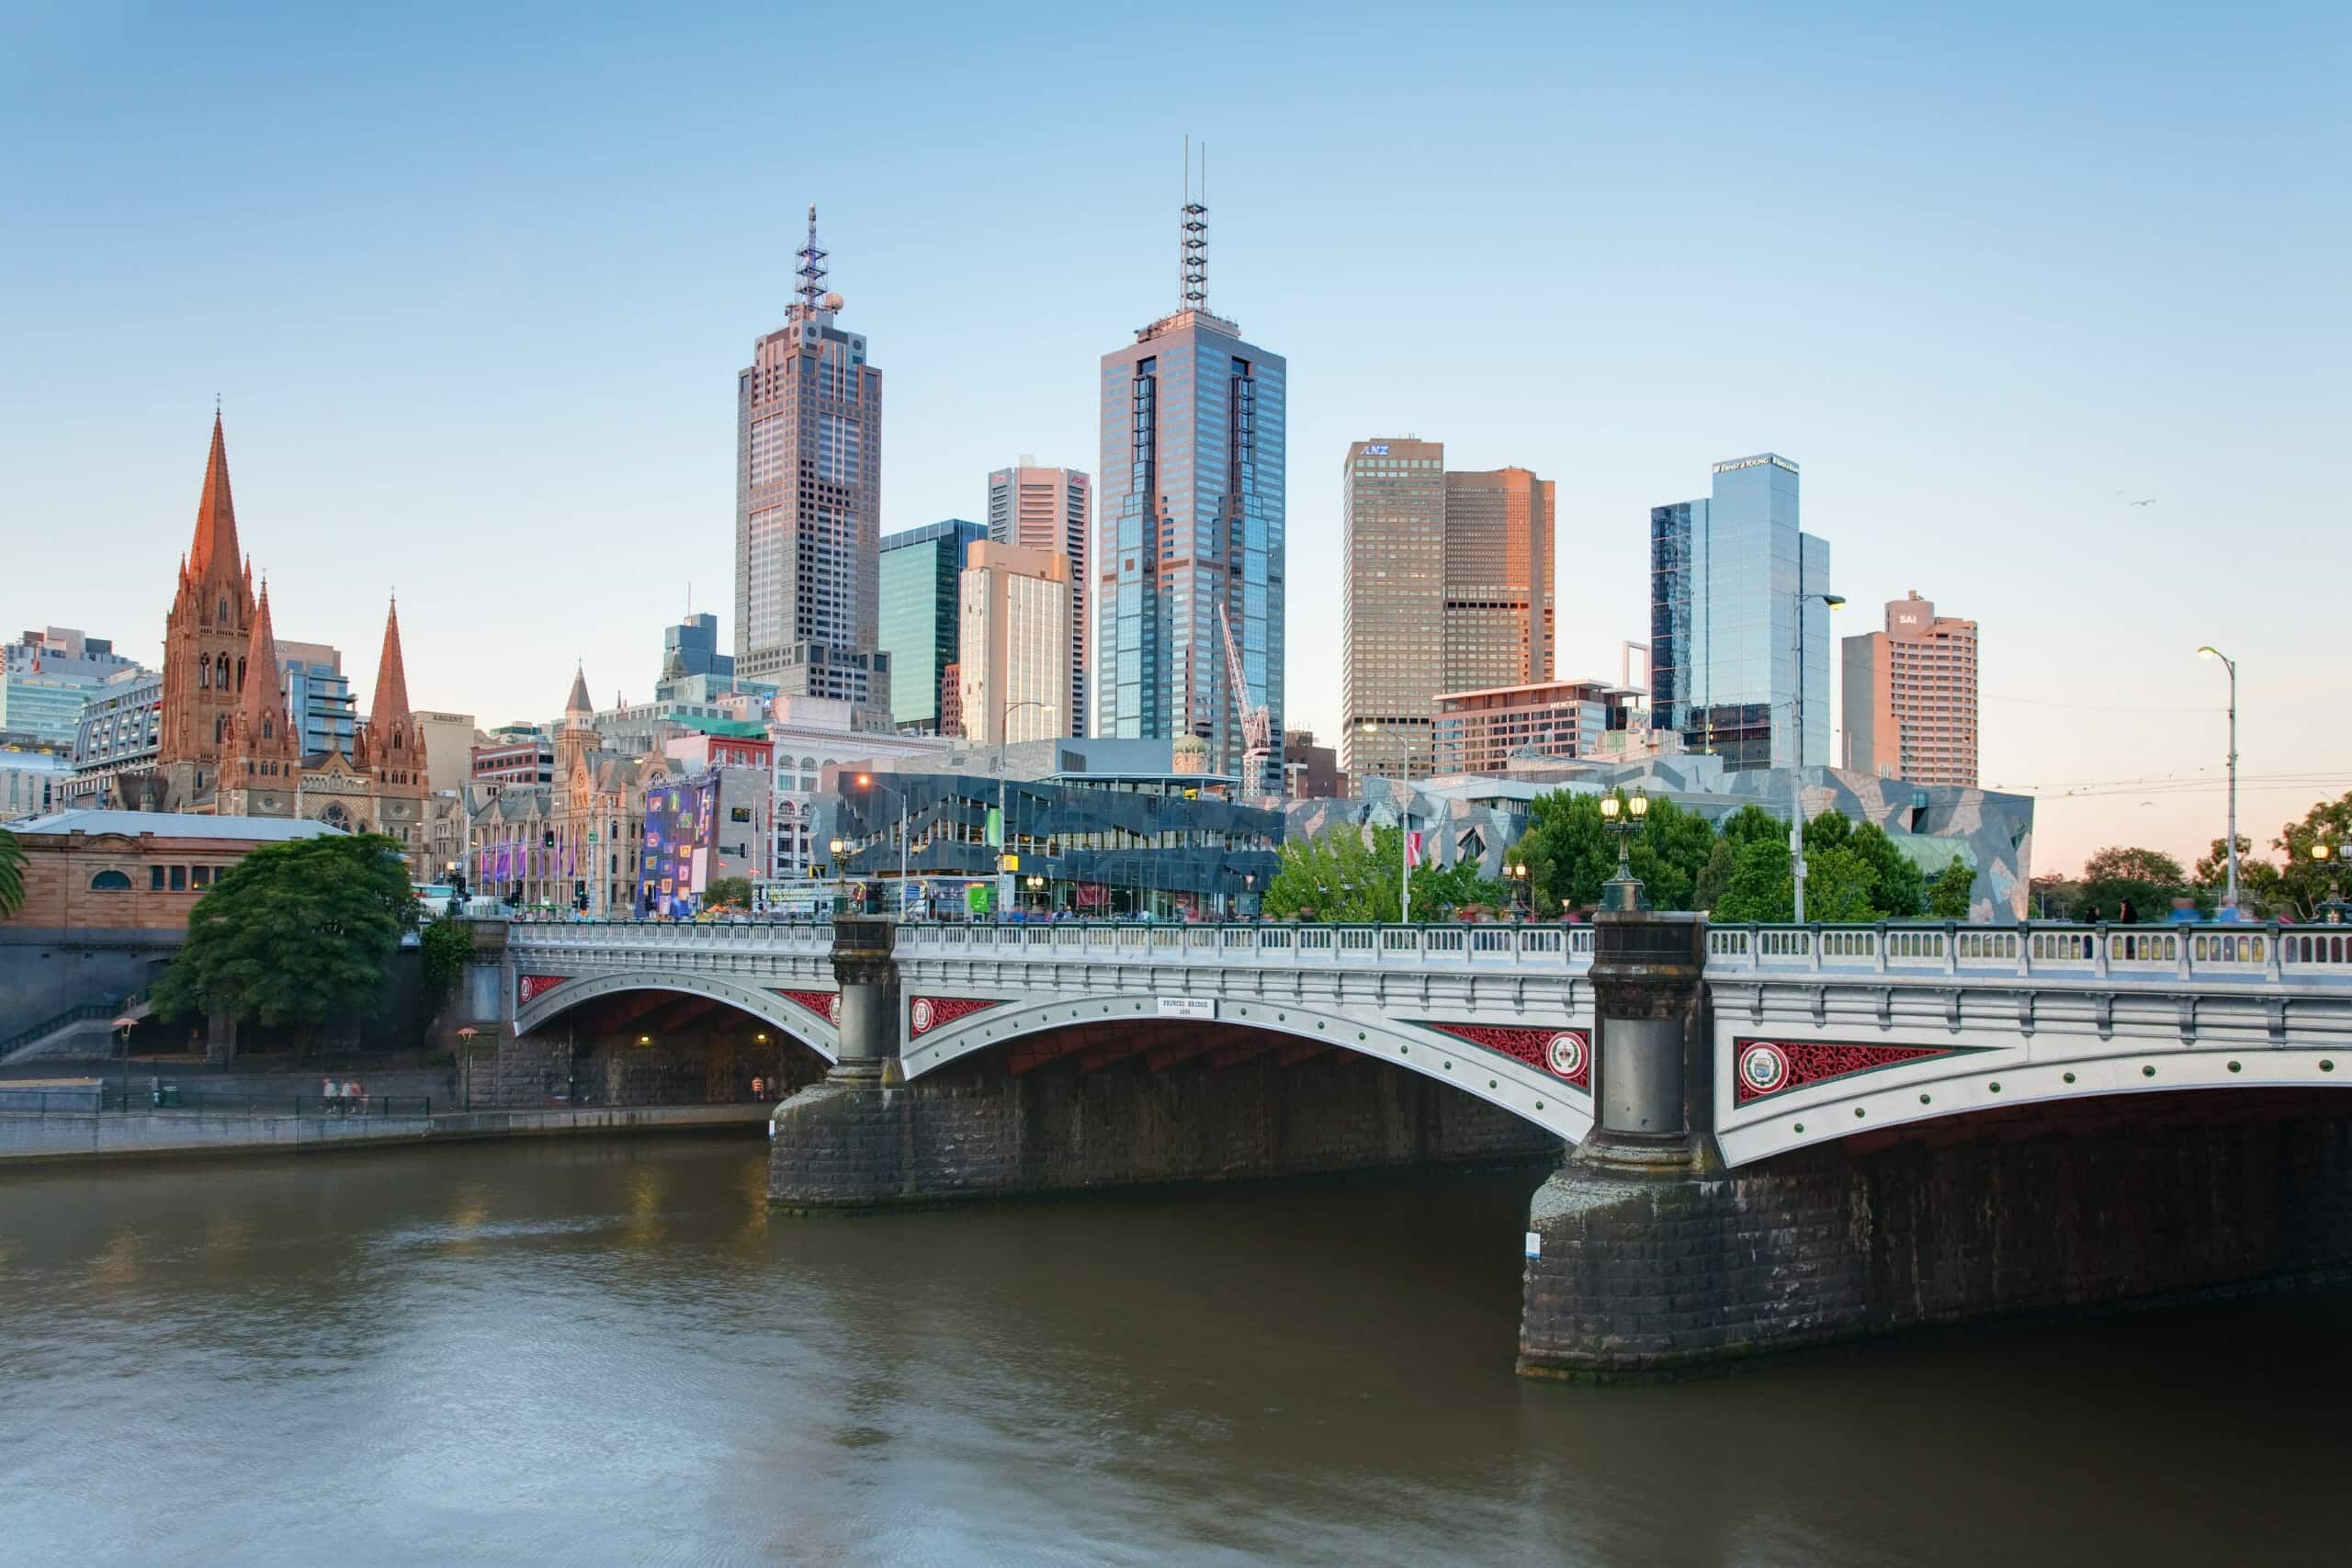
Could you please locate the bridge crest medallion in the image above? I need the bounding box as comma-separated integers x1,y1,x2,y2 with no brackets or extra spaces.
1735,1038,1973,1103
1417,1023,1590,1090
910,997,1003,1037
774,989,842,1026
517,974,567,1006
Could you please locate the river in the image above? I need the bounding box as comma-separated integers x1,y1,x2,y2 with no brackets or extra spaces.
0,1134,2344,1566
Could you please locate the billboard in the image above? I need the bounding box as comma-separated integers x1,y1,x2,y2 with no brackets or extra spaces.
639,773,717,918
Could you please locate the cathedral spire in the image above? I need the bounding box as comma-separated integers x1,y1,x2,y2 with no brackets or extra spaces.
369,595,412,726
190,412,242,578
240,581,284,736
565,663,593,720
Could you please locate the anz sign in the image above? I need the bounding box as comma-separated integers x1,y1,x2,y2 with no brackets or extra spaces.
1362,444,1390,456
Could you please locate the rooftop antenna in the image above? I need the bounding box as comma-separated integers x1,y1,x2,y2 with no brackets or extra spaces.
794,205,830,321
1181,137,1208,310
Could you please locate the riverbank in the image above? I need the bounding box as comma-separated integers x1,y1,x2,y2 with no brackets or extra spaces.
0,1101,771,1168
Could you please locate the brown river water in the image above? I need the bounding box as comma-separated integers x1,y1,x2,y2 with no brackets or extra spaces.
0,1134,2345,1566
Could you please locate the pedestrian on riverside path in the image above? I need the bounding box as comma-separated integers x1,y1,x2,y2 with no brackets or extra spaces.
751,1077,764,1103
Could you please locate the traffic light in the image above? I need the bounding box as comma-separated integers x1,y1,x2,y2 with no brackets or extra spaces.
543,830,557,849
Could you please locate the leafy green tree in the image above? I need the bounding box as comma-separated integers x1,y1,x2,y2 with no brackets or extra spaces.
2191,836,2284,919
1692,837,1734,912
2258,791,2352,920
1848,821,1926,918
419,917,475,1013
1511,791,1714,914
2078,845,2196,922
0,827,23,919
1712,839,1793,922
153,834,415,1039
1927,859,1976,919
1266,826,1510,921
705,876,753,910
1719,804,1787,856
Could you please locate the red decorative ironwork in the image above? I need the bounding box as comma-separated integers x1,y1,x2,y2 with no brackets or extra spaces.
517,974,567,1006
774,989,842,1027
910,996,1002,1037
1734,1037,1962,1103
1419,1022,1590,1089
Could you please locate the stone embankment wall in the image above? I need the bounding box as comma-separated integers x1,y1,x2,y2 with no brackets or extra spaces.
1519,1089,2352,1381
491,1024,820,1111
770,1046,1562,1210
0,1101,771,1164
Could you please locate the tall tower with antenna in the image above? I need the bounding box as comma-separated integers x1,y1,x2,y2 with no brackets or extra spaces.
1095,141,1286,795
733,205,892,725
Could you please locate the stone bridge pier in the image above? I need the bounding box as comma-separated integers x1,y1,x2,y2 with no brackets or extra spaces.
1518,912,2352,1382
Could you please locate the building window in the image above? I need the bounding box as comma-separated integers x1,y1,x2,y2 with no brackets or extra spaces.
92,870,134,892
149,866,165,891
170,865,187,891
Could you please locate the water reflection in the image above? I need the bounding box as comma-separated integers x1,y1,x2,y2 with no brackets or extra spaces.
0,1138,2344,1567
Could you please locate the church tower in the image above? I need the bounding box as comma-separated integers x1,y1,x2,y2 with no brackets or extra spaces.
358,597,428,868
556,666,596,780
156,414,260,806
216,582,300,818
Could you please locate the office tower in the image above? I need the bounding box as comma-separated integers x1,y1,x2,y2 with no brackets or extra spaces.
958,542,1072,747
734,208,890,725
1337,442,1555,786
663,614,735,682
1,627,142,747
1431,680,1643,774
1442,467,1554,692
1097,160,1285,794
1339,438,1445,783
1649,453,1831,771
1841,591,1980,786
274,640,356,759
987,460,1091,737
877,519,987,734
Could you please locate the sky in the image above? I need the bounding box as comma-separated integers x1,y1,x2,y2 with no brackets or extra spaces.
3,0,2346,878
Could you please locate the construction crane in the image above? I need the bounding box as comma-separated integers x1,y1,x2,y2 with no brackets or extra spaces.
1216,601,1273,799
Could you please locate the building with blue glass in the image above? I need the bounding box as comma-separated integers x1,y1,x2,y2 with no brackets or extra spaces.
1096,195,1284,795
1649,454,1832,771
276,640,357,760
877,519,988,735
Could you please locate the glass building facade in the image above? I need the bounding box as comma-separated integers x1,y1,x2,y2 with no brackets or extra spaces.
1097,309,1285,795
877,519,986,734
1649,454,1831,771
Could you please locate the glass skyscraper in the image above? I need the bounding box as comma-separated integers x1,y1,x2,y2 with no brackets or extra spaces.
1096,232,1284,791
1650,453,1831,771
877,519,987,735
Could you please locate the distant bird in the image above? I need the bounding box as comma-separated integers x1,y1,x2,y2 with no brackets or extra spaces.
2128,498,2157,507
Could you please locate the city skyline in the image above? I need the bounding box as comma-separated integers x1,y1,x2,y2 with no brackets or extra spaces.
4,3,2344,874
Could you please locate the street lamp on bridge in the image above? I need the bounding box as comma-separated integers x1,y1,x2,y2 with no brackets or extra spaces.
2197,646,2241,915
1598,788,1649,913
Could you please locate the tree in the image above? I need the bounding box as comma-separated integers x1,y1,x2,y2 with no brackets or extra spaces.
2261,791,2352,920
419,917,475,1015
1264,825,1394,921
1511,791,1714,914
2192,836,2284,919
153,834,415,1039
0,827,22,919
1927,859,1976,919
2078,844,2196,921
1848,821,1925,918
705,876,753,911
1712,839,1793,922
1693,837,1734,912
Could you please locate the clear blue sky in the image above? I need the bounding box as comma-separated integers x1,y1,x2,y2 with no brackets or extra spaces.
4,0,2345,874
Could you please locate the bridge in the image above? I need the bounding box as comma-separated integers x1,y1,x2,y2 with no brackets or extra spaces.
499,917,2352,1162
482,914,2352,1380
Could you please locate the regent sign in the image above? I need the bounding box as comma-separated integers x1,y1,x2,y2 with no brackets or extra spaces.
1710,454,1801,475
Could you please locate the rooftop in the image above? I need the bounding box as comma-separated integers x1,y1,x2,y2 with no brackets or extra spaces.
9,810,348,842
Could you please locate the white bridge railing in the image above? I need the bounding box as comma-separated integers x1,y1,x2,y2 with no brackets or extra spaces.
502,916,2352,989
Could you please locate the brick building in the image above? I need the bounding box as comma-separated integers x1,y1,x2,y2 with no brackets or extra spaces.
1,810,344,931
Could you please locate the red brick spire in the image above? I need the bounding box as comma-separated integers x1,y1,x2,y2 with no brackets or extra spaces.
190,412,241,578
239,582,288,739
369,596,412,726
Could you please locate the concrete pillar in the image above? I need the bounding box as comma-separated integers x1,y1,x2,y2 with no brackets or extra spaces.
828,917,900,1083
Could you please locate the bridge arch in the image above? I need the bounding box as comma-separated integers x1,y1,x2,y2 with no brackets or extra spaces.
514,970,838,1064
899,991,1591,1145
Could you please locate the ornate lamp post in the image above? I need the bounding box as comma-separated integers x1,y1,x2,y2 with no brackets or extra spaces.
1504,858,1532,918
2197,646,2241,913
1598,789,1649,912
2311,840,2348,925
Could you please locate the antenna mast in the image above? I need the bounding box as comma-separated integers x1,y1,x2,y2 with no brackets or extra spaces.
1181,138,1208,310
793,205,830,320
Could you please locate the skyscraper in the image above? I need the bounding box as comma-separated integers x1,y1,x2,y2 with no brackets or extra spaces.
987,461,1091,737
1339,438,1445,783
1841,592,1980,786
1339,441,1555,785
876,519,987,735
1649,453,1831,771
734,208,890,727
1096,162,1285,794
1442,467,1554,693
958,542,1072,747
